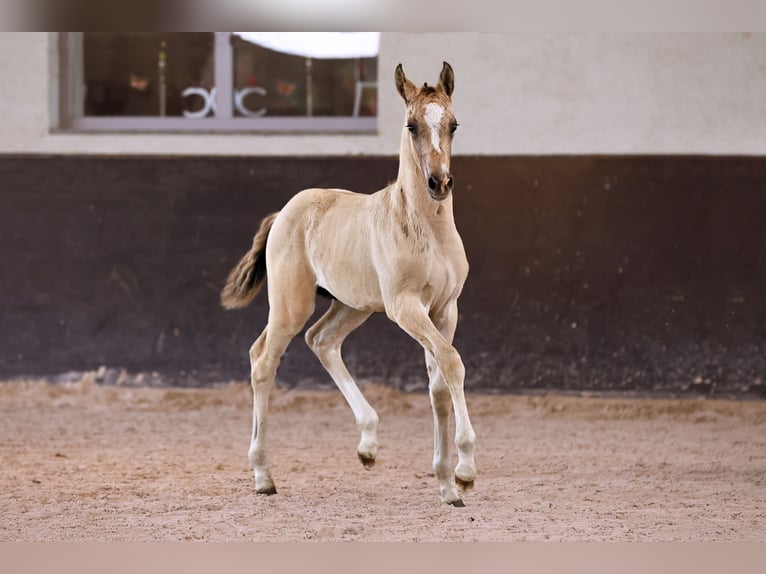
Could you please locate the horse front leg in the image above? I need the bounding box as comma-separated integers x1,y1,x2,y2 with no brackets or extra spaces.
390,297,477,505
430,302,476,493
425,352,462,505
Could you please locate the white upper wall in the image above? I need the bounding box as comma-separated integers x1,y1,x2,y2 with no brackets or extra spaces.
0,32,765,156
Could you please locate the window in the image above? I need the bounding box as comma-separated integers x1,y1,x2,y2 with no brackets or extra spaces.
58,32,379,133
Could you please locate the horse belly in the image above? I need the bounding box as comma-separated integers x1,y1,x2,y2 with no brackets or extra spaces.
314,258,384,312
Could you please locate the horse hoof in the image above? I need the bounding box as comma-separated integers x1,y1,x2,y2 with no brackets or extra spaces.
256,486,277,495
455,478,474,492
358,453,376,468
448,498,466,507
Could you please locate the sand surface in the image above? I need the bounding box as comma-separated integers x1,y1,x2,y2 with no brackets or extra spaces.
1,375,765,541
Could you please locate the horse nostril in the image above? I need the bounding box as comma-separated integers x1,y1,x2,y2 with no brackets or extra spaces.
428,176,439,191
446,176,454,191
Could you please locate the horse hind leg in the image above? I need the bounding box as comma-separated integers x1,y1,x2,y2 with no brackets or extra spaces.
248,280,316,494
247,329,277,494
305,300,378,467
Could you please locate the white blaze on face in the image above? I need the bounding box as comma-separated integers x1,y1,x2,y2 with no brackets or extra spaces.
424,102,444,153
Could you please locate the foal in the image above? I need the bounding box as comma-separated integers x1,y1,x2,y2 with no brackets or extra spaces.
221,62,477,506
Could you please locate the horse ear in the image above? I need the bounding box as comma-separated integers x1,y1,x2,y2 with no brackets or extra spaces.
395,63,417,103
438,61,454,97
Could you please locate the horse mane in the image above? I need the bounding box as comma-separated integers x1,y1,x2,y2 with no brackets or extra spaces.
420,83,437,95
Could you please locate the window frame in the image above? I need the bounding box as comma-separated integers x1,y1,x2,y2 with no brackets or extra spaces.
57,32,378,134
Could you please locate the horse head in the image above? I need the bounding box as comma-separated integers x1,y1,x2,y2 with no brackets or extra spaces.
395,61,459,201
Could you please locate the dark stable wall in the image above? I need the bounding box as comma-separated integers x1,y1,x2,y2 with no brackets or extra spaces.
1,155,765,398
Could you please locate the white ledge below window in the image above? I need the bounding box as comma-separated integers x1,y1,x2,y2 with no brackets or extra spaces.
62,116,378,134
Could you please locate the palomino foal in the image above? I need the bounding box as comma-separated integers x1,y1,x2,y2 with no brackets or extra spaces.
221,62,477,506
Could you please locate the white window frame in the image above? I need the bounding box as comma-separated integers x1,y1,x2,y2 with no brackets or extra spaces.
57,32,378,134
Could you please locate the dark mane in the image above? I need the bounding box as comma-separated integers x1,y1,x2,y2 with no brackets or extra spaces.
420,83,437,95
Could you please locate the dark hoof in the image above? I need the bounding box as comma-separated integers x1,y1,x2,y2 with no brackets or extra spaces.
456,478,474,492
448,499,466,507
256,486,277,495
358,453,376,468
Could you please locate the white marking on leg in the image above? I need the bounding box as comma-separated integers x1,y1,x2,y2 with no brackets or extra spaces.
424,102,444,153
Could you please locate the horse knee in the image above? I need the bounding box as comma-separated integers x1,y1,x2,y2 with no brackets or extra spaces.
437,346,465,385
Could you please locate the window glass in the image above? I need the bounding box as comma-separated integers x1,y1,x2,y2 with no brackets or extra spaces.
66,32,378,130
232,34,378,118
83,33,214,117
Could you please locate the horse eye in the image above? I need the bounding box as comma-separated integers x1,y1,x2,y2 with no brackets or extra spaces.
450,123,459,134
407,122,417,134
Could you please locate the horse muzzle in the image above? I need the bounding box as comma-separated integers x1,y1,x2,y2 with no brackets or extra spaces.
427,174,454,201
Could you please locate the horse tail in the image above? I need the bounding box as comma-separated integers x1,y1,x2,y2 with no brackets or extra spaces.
220,212,279,309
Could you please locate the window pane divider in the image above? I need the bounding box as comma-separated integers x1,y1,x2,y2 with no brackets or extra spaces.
213,32,234,119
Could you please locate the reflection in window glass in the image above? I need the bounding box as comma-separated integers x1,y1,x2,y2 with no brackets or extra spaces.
232,34,378,118
83,33,214,117
72,32,378,127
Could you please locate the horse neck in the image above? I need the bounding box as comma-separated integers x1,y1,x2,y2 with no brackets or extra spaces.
393,128,456,224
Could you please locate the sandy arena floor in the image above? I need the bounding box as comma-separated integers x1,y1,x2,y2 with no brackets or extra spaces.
1,375,765,541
